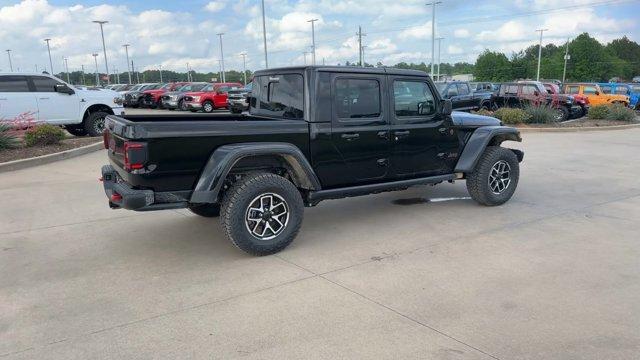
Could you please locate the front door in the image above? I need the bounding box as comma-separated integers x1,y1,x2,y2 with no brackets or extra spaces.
389,77,459,178
0,75,38,124
329,74,390,187
29,75,79,124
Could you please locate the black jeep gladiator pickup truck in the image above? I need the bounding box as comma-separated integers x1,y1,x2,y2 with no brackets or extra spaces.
101,66,524,256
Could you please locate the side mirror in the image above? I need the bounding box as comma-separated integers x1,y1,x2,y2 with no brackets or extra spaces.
441,99,452,115
55,84,75,95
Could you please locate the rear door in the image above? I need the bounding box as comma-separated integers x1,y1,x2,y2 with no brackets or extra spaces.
30,75,79,124
0,75,38,124
330,74,391,185
456,83,473,110
389,76,459,178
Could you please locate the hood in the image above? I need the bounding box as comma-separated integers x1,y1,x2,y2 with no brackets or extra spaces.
144,89,165,95
75,87,119,100
162,91,183,97
606,94,630,102
451,111,501,128
184,91,207,97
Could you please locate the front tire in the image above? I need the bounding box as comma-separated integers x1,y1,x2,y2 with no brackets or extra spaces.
84,111,110,137
65,125,87,137
203,101,214,113
221,173,304,256
554,106,569,121
179,100,188,111
466,146,519,206
188,203,220,217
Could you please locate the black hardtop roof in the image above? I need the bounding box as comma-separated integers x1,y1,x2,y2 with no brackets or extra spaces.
253,65,429,77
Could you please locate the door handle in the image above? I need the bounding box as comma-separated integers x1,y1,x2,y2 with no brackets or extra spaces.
377,131,389,140
341,133,360,140
438,127,448,134
394,130,410,136
39,97,50,100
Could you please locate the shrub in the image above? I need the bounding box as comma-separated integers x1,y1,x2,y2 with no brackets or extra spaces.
524,104,559,124
587,104,610,119
0,122,20,150
606,104,635,122
472,108,497,118
494,107,530,124
24,124,66,147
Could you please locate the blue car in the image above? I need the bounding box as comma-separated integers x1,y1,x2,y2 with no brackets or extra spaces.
598,83,640,109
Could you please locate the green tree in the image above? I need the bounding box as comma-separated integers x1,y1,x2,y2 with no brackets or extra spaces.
474,50,511,81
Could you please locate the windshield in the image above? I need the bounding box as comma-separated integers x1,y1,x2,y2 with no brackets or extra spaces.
202,84,214,92
615,87,629,95
632,85,640,92
160,83,173,90
191,83,208,91
435,83,447,94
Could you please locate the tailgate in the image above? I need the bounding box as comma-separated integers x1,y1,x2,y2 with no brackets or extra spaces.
104,115,148,175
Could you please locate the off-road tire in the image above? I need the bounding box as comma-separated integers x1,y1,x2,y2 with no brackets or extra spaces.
188,203,220,217
203,101,214,113
84,111,110,137
65,125,87,137
221,173,304,256
554,106,569,121
466,146,519,206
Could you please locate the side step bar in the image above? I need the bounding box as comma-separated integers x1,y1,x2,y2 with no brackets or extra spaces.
306,174,456,204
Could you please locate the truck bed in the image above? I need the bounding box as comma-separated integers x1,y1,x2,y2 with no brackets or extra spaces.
105,114,311,192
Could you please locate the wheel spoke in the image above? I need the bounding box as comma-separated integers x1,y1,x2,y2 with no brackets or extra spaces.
245,192,290,241
488,160,511,195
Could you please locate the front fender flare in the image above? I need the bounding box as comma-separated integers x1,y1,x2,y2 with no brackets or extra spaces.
454,126,522,173
190,142,321,204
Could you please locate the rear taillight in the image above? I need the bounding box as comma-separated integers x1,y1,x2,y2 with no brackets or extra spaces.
103,129,110,149
124,142,146,172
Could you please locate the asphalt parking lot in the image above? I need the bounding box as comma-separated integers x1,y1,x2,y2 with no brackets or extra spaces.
1,127,639,359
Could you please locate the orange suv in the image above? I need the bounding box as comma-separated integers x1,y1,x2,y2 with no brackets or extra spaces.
562,83,629,107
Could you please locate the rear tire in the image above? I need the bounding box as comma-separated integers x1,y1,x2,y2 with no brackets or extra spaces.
221,173,303,256
466,146,519,206
554,106,569,121
84,111,110,137
188,203,220,217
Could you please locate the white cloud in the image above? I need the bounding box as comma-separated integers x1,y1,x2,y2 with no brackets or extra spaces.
454,29,470,38
204,1,226,13
398,21,433,40
447,45,464,55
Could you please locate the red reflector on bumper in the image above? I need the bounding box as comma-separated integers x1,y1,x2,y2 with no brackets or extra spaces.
111,193,122,202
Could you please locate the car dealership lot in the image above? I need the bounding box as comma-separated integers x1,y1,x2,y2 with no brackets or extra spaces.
1,129,639,359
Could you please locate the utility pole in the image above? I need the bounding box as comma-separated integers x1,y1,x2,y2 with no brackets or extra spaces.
426,1,442,77
123,44,132,84
562,37,570,83
186,62,191,81
240,52,247,85
115,68,120,83
5,50,13,72
133,60,139,84
44,38,53,74
261,0,268,68
217,33,226,82
93,20,110,84
361,46,367,66
308,18,318,65
217,60,223,82
158,64,163,83
63,57,70,83
92,53,99,86
435,37,444,81
81,64,86,85
535,28,548,81
357,26,366,67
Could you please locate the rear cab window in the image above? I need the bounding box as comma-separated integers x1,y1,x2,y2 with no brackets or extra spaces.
250,74,304,119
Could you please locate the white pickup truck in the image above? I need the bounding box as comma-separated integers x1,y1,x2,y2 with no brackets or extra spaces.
0,73,124,136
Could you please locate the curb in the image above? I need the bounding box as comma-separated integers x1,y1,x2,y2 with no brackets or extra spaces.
0,141,103,173
517,122,640,133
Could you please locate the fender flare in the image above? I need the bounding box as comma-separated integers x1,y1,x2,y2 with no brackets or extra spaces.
454,126,522,173
189,142,321,203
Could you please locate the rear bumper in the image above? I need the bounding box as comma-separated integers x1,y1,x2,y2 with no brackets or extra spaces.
101,165,188,211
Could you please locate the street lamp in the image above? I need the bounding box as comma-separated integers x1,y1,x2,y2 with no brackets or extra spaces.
435,37,444,81
44,38,53,74
240,52,247,85
159,64,163,83
63,57,70,83
92,53,99,86
123,44,132,84
93,20,110,84
535,28,548,81
217,33,225,82
426,1,442,77
5,50,13,72
307,19,318,65
261,0,268,68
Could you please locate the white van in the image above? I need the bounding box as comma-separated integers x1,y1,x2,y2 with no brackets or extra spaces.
0,73,124,136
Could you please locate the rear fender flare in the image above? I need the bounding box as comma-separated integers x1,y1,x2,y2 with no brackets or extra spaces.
454,126,522,173
190,142,321,203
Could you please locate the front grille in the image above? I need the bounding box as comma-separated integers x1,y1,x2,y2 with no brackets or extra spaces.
184,96,193,101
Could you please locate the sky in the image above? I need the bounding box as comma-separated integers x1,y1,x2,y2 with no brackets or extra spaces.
0,0,638,75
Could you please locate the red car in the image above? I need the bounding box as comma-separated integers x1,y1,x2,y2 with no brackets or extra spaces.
543,82,589,118
141,82,189,108
183,82,243,112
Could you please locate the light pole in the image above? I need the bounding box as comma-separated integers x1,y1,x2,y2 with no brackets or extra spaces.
93,20,110,84
303,51,309,65
81,64,86,85
123,44,132,84
308,18,318,65
216,33,226,82
261,0,268,68
357,26,366,66
44,38,53,74
158,64,163,83
92,53,99,86
562,37,570,83
63,57,70,83
240,52,247,85
435,37,444,81
361,45,367,66
186,62,191,82
5,50,13,72
217,60,223,82
535,28,548,81
426,1,442,77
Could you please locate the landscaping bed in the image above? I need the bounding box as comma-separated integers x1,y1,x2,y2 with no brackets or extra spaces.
518,118,639,128
0,136,99,164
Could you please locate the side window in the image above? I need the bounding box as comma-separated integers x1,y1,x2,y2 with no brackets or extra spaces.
393,80,436,117
502,85,518,95
446,84,458,97
0,76,30,92
615,87,629,95
31,76,62,92
457,83,469,95
250,74,304,119
566,86,579,94
600,85,611,94
335,78,381,119
584,86,597,95
522,85,538,95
